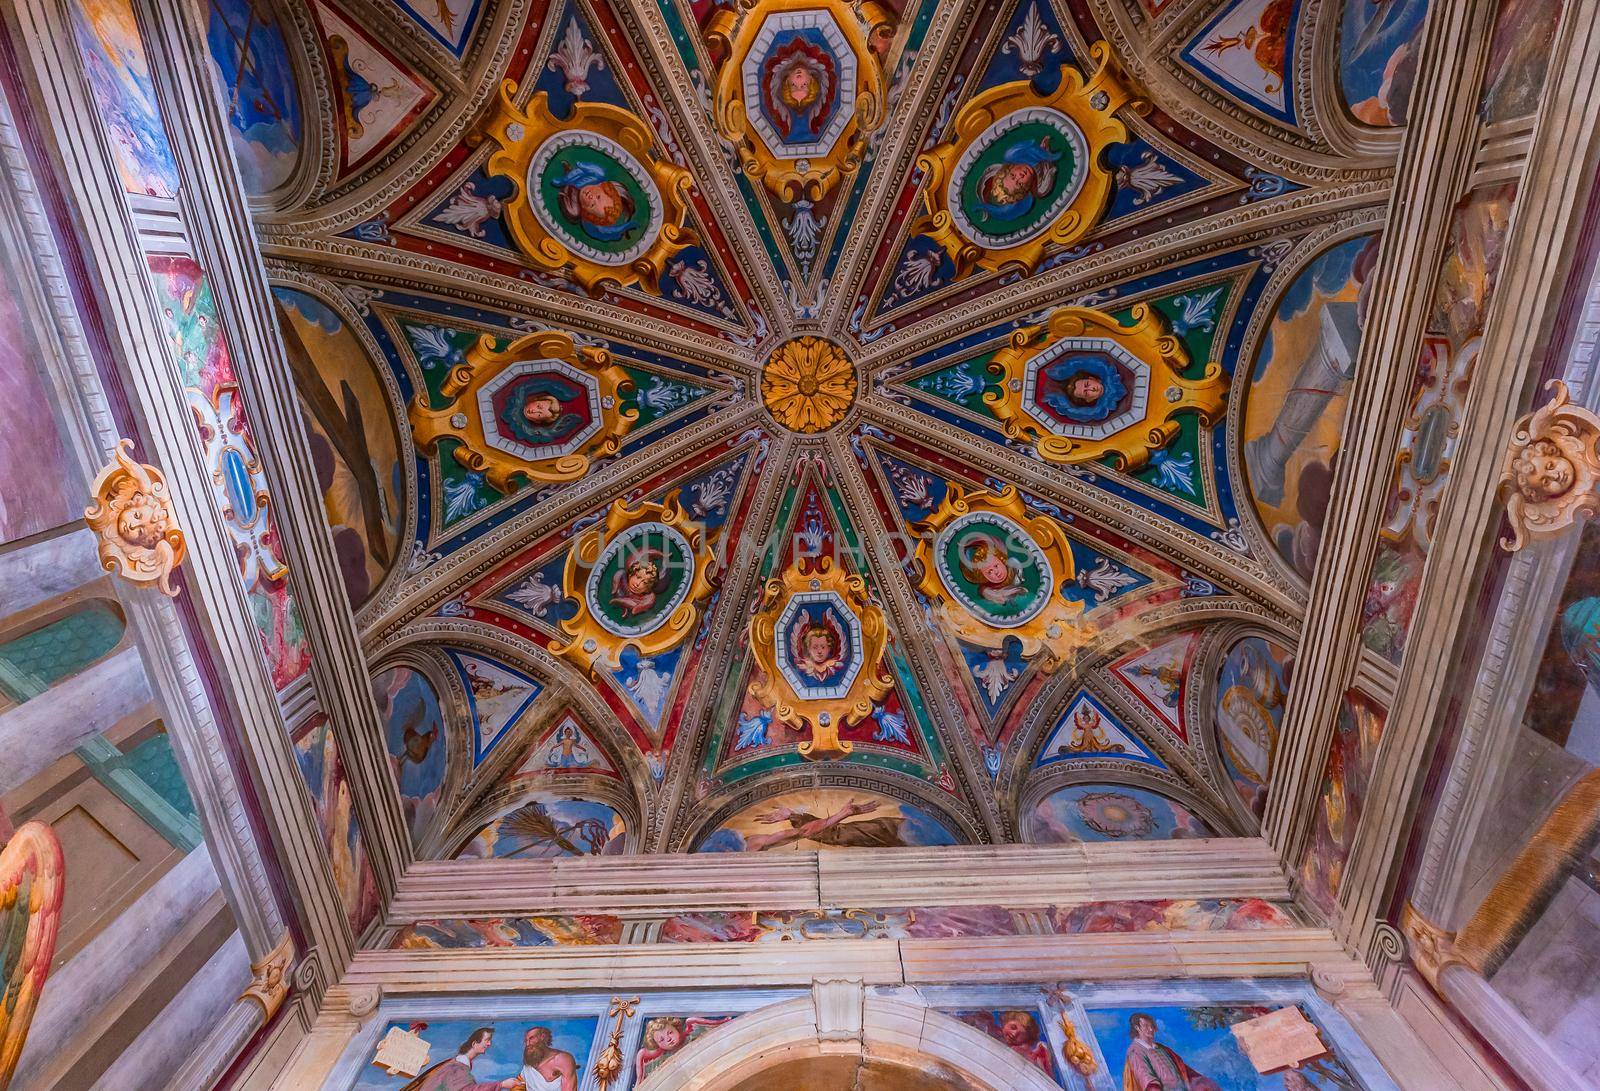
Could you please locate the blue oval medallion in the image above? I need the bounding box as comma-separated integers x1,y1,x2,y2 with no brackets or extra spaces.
221,446,260,528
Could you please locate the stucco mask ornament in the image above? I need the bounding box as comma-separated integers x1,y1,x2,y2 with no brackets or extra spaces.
84,439,187,597
409,329,637,492
912,484,1086,666
1500,380,1600,550
915,44,1140,278
706,0,892,205
555,493,719,675
748,556,892,759
482,82,696,296
986,304,1227,471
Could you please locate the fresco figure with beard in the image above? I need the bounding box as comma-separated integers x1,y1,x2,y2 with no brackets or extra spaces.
515,1026,578,1091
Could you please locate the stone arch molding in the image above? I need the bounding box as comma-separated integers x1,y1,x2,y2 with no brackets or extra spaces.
639,981,1061,1091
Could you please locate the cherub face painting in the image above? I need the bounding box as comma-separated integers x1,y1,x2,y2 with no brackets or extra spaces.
799,622,840,679
609,546,667,619
957,532,1026,606
113,483,171,550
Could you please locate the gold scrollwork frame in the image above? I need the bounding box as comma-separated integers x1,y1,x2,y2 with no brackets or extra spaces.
747,557,892,759
915,46,1139,278
707,0,893,204
409,329,638,493
912,484,1085,667
482,83,697,295
986,304,1227,472
554,493,719,676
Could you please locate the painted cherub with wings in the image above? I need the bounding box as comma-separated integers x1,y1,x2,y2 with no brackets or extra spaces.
789,609,847,682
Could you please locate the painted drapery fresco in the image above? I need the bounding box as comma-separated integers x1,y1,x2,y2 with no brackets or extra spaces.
374,666,447,848
696,789,958,852
1298,692,1385,919
1361,185,1516,666
0,255,80,546
389,899,1297,950
276,285,403,609
205,0,302,194
1244,234,1379,581
1478,0,1565,123
1025,784,1215,843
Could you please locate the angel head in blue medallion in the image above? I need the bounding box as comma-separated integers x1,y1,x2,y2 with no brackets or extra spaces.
1040,352,1127,423
788,604,851,687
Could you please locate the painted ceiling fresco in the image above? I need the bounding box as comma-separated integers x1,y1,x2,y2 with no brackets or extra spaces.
211,0,1423,856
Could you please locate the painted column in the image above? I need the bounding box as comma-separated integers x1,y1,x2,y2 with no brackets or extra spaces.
2,0,356,989
129,0,412,892
1260,0,1495,893
1336,0,1600,963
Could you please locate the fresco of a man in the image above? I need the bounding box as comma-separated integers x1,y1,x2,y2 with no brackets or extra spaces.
400,1027,519,1091
1121,1012,1220,1091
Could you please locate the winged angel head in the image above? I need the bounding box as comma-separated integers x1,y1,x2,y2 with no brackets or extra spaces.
789,607,848,682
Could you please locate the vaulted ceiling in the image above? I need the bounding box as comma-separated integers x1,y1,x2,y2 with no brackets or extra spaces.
214,0,1422,857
